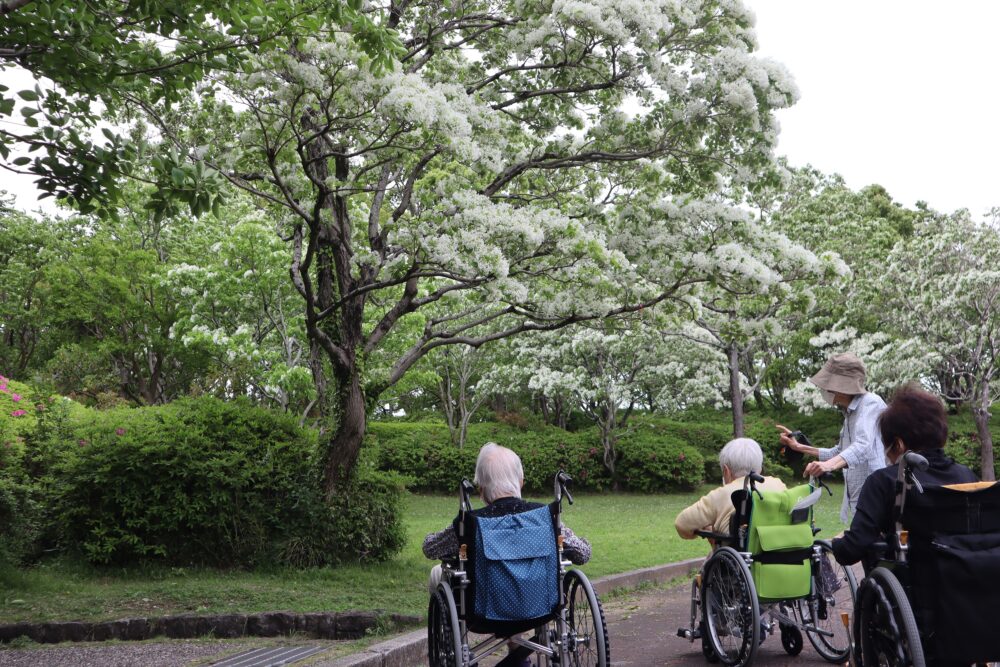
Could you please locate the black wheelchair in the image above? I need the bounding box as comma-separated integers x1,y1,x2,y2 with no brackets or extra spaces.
428,472,609,667
678,473,857,667
853,451,1000,667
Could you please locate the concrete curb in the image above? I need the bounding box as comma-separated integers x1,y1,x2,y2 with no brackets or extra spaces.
314,558,705,667
0,611,421,645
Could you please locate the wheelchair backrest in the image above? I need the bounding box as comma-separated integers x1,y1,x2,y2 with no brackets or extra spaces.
745,484,816,601
903,480,1000,536
897,481,1000,663
469,504,560,623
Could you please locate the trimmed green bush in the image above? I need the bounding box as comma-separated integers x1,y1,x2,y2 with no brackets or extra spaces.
367,421,615,493
616,434,704,492
48,397,404,566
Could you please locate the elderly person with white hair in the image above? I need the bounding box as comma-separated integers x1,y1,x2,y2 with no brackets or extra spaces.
423,443,591,667
674,437,786,540
423,442,591,579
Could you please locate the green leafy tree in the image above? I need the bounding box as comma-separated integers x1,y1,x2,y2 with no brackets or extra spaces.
0,197,69,374
0,0,401,213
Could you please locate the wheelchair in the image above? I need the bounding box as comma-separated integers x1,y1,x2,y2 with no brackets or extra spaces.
428,471,609,667
678,473,858,667
852,451,1000,667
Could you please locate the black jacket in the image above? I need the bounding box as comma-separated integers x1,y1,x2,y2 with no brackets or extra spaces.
831,449,977,566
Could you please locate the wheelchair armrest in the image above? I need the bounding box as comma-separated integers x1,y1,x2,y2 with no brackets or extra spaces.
695,529,735,542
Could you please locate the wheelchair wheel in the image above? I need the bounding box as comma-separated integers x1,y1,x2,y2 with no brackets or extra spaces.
563,569,609,667
796,540,858,663
855,567,924,667
780,623,803,656
702,546,759,667
701,621,720,663
429,583,463,667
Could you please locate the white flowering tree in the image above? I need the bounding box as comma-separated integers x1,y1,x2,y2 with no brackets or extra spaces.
135,0,798,491
876,213,1000,479
432,343,497,448
646,202,849,435
164,198,317,417
493,321,727,477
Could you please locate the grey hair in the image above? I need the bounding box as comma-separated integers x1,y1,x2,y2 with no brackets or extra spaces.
719,438,764,478
474,442,523,503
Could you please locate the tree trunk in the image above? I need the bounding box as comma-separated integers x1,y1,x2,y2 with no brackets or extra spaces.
601,426,617,479
974,382,995,481
322,364,367,495
729,343,745,438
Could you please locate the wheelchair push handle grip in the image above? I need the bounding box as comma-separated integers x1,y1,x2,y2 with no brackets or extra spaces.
555,470,574,505
749,472,765,484
460,479,476,512
808,473,835,496
902,451,929,472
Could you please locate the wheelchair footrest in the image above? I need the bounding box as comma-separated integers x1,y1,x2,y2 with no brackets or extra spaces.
677,627,701,639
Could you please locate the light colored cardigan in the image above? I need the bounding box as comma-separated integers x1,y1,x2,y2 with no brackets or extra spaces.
674,475,788,539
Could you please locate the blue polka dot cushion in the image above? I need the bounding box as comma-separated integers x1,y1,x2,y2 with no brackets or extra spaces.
473,506,559,622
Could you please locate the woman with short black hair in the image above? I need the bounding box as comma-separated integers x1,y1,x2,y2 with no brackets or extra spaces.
831,384,978,566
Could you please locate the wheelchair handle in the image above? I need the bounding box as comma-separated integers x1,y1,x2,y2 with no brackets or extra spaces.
555,470,574,506
744,472,765,500
460,479,475,513
902,451,929,472
809,474,834,496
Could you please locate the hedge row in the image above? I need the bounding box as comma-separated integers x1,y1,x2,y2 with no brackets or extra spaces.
0,393,404,567
367,420,709,494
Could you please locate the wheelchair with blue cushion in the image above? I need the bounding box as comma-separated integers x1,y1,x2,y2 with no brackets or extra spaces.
678,473,858,667
852,451,1000,667
428,471,609,667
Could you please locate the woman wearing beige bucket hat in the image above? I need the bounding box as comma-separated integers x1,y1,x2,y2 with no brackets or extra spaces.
776,352,887,523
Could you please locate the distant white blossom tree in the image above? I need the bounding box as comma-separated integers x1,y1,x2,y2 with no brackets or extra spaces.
661,208,849,435
879,213,1000,479
493,320,727,478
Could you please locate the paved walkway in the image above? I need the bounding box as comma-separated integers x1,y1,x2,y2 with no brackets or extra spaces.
0,576,848,667
603,581,842,667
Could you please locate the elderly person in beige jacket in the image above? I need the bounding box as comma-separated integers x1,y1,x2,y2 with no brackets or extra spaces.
675,438,786,540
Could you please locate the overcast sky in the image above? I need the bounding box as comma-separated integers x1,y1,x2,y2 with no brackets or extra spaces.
4,1,999,218
750,0,1000,218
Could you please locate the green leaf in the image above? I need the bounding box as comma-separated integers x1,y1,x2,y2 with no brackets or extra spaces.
12,156,31,166
17,90,40,102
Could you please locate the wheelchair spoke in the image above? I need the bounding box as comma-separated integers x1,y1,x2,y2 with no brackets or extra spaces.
564,570,609,667
858,569,924,667
705,552,755,663
799,541,857,663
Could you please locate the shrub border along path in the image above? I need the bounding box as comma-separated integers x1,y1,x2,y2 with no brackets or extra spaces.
314,557,706,667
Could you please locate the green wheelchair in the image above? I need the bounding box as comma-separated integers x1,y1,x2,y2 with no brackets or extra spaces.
677,473,857,667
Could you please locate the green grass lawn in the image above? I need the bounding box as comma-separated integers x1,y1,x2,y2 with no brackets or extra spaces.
0,483,847,624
